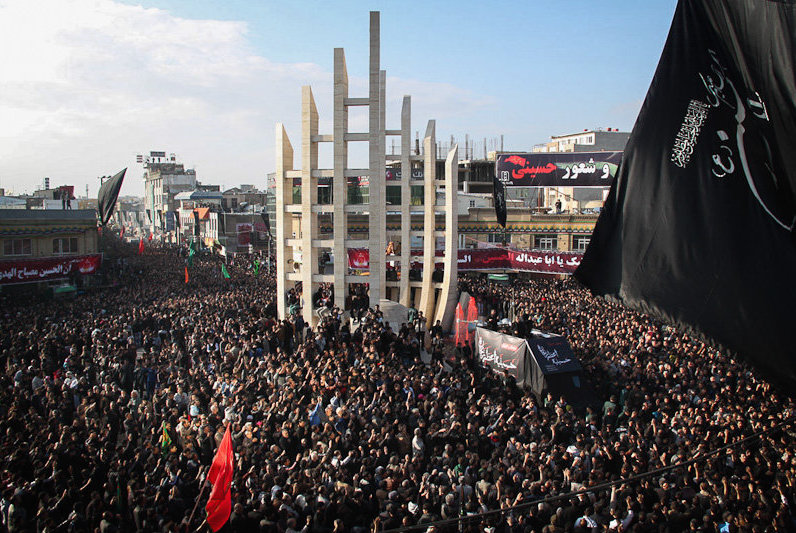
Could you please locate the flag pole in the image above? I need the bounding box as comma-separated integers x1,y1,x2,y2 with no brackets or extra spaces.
187,466,209,530
191,422,232,532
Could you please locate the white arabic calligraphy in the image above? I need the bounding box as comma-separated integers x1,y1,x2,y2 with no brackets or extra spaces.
478,337,518,370
535,344,572,367
0,256,99,284
699,49,795,231
562,159,598,180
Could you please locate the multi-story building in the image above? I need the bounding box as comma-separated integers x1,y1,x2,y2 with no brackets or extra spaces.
203,212,271,256
27,185,78,210
452,129,629,259
141,152,197,239
0,209,102,292
222,185,267,212
532,128,630,153
175,190,223,246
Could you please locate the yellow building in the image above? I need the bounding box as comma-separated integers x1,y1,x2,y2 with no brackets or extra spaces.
457,206,597,253
0,209,101,290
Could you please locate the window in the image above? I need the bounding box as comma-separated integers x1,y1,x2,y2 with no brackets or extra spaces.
347,185,369,205
318,186,332,205
410,185,424,206
533,234,558,251
53,238,78,255
572,236,590,252
469,200,476,208
3,239,32,256
386,186,401,206
487,233,510,244
231,198,238,208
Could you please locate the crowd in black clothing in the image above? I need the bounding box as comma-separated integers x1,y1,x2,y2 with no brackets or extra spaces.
0,245,793,533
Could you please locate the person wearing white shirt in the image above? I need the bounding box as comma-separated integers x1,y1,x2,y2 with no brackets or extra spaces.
575,507,598,532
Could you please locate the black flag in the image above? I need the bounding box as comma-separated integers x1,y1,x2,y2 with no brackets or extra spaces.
97,168,126,226
493,175,507,228
260,210,271,237
576,0,796,389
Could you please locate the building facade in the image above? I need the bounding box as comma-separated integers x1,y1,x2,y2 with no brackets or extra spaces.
142,152,197,239
532,128,630,153
222,185,267,212
0,209,101,290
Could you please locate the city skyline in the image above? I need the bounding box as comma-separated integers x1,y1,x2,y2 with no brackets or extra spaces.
0,0,676,198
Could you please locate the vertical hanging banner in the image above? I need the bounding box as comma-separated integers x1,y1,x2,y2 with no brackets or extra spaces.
492,175,507,228
576,0,796,389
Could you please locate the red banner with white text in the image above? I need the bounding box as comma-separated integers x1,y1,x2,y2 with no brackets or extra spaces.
347,248,582,275
0,254,102,285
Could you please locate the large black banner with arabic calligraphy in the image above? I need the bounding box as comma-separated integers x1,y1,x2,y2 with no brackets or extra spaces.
576,0,796,389
474,327,532,387
495,152,623,187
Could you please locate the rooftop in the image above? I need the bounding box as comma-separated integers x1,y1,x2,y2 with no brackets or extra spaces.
174,190,223,201
551,128,627,139
0,209,97,222
0,197,26,207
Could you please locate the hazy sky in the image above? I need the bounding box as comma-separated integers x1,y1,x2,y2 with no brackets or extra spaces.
0,0,677,198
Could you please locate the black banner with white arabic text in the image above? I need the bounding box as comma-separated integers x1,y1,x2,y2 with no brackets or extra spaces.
495,152,622,187
527,336,581,375
576,0,796,389
475,327,531,387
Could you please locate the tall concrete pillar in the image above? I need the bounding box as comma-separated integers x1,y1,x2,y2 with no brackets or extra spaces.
419,120,436,326
377,69,387,295
275,124,294,320
301,86,319,327
274,11,460,330
333,48,349,310
436,145,459,331
398,95,411,306
367,11,384,307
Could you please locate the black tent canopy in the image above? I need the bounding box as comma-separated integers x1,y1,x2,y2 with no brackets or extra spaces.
475,327,592,405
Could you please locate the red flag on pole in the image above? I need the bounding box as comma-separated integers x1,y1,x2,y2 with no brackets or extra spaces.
205,425,234,532
120,226,125,238
148,232,153,241
185,266,189,284
138,238,144,255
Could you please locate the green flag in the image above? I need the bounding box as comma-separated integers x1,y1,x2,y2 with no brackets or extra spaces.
160,423,172,452
188,248,195,267
254,259,260,276
221,264,231,279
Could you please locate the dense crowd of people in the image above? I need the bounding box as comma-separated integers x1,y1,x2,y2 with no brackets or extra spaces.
0,244,793,533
